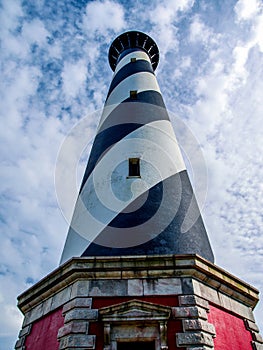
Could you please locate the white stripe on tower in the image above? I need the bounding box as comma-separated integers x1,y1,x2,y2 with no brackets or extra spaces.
60,31,214,265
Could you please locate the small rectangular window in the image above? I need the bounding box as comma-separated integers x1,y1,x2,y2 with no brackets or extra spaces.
130,57,136,62
130,90,138,99
128,158,140,177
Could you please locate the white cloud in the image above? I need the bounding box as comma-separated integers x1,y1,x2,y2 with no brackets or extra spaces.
83,0,125,36
22,19,49,45
62,60,88,99
235,0,262,21
189,15,221,46
149,0,194,56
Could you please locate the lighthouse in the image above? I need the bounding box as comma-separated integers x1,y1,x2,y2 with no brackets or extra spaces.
16,31,262,350
60,31,214,265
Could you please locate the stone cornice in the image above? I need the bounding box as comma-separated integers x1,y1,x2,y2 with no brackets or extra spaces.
17,254,259,313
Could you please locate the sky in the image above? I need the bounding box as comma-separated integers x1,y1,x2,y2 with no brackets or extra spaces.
0,0,262,348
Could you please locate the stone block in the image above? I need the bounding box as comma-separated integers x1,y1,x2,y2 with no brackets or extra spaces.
176,332,214,347
193,281,220,306
252,342,263,350
89,280,127,296
15,337,25,349
22,310,31,328
218,292,255,321
179,295,209,310
181,278,194,294
183,319,215,335
64,309,98,323
172,306,207,320
245,319,259,333
252,332,263,343
25,302,44,324
18,324,32,338
128,279,143,296
57,321,88,338
63,298,92,313
51,286,72,310
42,296,53,316
71,281,90,297
143,278,182,295
59,334,96,349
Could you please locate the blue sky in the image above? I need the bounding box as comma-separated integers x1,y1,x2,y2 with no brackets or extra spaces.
1,0,263,348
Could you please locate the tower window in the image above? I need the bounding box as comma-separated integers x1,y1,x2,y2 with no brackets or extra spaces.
130,57,136,63
128,158,140,177
130,90,138,99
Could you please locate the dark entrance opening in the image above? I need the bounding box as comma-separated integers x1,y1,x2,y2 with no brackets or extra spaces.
117,341,155,350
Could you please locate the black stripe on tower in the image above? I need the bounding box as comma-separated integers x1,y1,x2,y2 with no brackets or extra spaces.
106,59,154,99
80,93,169,191
83,170,214,262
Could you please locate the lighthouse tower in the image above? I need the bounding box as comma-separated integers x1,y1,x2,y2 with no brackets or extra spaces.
16,31,262,350
60,30,214,265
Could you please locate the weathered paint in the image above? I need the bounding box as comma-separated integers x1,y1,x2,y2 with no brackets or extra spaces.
24,307,64,350
208,304,253,350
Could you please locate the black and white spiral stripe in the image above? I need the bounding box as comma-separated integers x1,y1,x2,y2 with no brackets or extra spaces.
60,40,214,264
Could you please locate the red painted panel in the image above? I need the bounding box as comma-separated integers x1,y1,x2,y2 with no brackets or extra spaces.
208,304,253,350
25,307,64,350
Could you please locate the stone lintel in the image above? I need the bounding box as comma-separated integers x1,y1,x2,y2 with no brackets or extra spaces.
17,254,259,314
